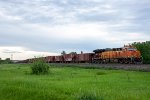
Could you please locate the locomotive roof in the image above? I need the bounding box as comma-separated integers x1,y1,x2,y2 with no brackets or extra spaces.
93,48,122,53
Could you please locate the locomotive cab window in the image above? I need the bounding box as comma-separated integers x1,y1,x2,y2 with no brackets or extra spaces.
128,48,137,51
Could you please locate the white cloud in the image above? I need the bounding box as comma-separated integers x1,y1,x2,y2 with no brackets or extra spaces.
0,46,58,60
0,9,22,21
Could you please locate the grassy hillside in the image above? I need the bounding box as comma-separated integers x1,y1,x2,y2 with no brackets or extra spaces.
0,64,150,100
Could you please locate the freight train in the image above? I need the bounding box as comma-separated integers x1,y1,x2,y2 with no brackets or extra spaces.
23,45,142,64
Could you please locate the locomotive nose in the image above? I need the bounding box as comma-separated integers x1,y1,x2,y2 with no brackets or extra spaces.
134,51,141,57
130,50,137,57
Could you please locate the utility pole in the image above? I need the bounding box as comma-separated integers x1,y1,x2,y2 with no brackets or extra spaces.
11,54,13,60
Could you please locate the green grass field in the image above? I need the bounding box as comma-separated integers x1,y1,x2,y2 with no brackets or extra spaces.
0,64,150,100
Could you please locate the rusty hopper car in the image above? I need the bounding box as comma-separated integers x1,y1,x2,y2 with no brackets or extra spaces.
54,56,63,63
93,45,142,64
63,54,76,63
45,56,55,63
75,53,94,63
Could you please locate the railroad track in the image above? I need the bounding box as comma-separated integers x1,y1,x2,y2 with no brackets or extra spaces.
49,63,150,72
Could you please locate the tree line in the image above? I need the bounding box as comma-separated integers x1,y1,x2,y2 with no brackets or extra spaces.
61,51,77,55
132,41,150,64
0,58,12,64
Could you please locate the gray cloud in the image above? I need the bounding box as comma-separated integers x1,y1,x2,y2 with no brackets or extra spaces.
0,0,150,56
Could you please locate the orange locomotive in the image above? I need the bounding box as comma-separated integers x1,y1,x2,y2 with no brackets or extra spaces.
93,45,142,64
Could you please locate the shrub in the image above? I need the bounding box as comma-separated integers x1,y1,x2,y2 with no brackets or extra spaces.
31,58,49,75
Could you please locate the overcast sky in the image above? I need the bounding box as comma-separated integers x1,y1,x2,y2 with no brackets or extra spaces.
0,0,150,60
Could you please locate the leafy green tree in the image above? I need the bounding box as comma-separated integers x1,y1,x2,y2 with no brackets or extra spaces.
61,51,66,55
0,58,12,64
69,52,77,54
132,41,150,64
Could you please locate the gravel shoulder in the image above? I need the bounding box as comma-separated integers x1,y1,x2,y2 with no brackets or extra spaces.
49,63,150,72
